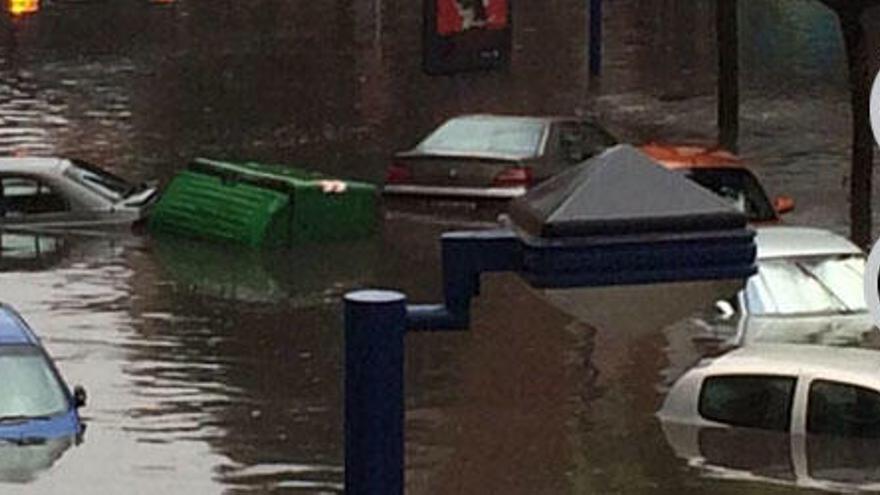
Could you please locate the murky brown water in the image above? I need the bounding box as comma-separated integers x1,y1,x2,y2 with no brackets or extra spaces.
0,1,878,493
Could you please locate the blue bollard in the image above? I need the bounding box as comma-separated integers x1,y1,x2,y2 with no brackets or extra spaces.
344,290,407,495
589,0,603,76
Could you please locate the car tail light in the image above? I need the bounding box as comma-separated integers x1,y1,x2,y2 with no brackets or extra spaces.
385,162,412,184
493,166,533,187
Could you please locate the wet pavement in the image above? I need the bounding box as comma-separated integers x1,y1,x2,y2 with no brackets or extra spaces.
0,0,879,493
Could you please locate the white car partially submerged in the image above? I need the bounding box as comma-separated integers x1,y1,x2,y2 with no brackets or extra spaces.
659,344,880,491
0,157,157,231
704,226,874,348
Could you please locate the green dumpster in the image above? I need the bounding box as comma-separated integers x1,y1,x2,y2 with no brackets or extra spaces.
149,158,377,247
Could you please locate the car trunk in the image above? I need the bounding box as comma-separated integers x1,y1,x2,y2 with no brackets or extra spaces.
392,152,530,188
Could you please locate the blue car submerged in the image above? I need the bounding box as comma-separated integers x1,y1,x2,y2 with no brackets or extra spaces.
0,305,85,443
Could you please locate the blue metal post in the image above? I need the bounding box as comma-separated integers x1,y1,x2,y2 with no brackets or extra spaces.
589,0,603,76
344,290,406,495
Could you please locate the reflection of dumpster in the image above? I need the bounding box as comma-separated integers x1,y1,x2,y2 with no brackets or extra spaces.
154,236,380,305
149,158,377,247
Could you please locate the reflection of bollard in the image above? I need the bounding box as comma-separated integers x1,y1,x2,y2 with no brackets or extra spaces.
344,290,406,495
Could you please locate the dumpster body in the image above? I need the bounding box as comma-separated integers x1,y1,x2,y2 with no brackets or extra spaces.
149,158,377,247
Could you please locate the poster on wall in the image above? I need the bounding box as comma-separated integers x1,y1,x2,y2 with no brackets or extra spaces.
424,0,512,75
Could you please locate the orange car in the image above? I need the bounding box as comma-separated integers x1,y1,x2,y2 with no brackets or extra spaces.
641,143,794,224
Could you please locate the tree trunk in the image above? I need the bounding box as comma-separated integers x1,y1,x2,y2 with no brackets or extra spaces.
717,0,739,152
839,8,873,248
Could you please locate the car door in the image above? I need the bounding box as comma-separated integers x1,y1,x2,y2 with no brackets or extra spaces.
0,176,71,225
787,377,880,489
803,378,880,438
682,373,800,482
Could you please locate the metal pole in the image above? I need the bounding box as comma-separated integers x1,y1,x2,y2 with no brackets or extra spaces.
589,0,603,76
344,290,406,495
838,7,874,248
717,0,739,151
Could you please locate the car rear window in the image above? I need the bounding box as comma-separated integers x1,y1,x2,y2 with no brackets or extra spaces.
699,374,795,431
65,159,134,201
745,255,867,315
685,168,776,222
417,118,546,157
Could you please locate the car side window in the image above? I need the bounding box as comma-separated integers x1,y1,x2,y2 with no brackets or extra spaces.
808,380,880,438
557,122,617,163
698,374,795,431
0,177,68,216
557,123,588,163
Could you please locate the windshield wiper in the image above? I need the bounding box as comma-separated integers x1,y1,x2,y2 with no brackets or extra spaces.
0,414,52,423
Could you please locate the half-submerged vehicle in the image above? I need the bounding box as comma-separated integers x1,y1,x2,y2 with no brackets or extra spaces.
659,343,880,492
701,226,872,348
641,143,794,224
0,304,86,442
0,157,157,231
383,114,618,200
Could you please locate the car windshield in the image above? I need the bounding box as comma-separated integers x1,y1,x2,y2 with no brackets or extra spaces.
685,168,776,222
66,159,135,201
417,118,546,157
745,255,867,316
0,346,68,419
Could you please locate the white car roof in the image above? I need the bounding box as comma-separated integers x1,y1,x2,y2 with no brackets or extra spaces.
0,157,69,176
449,114,574,125
703,344,880,384
756,226,862,260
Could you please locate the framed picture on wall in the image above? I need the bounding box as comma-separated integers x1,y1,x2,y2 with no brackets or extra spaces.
423,0,512,75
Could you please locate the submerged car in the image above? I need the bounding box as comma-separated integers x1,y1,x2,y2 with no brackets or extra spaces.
0,304,85,442
659,343,880,436
697,226,873,348
641,143,793,223
0,157,157,230
659,344,880,491
383,114,617,200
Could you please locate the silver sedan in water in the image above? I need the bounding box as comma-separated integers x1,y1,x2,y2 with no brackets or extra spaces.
383,114,617,200
0,157,157,231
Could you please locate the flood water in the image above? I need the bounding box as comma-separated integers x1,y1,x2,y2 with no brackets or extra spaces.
1,1,880,493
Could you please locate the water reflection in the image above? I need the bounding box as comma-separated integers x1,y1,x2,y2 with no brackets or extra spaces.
0,436,74,484
0,232,65,270
663,422,880,492
151,236,380,305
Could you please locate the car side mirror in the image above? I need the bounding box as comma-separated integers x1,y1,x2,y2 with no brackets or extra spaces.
73,385,87,408
714,300,736,321
774,195,795,215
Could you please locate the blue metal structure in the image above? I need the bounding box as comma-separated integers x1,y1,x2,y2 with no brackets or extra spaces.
344,290,406,494
0,304,85,443
344,146,757,494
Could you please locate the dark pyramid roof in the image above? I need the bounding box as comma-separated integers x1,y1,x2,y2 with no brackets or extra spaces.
508,144,747,238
